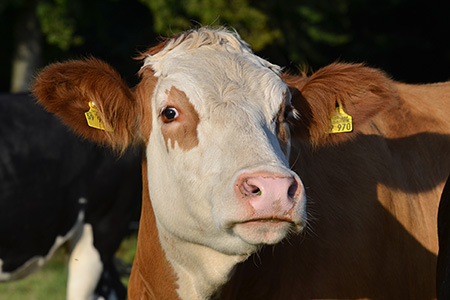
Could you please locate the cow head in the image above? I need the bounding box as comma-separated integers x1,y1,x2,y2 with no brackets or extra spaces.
33,28,306,260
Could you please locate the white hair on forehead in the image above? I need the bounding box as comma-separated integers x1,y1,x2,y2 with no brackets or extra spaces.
142,27,282,77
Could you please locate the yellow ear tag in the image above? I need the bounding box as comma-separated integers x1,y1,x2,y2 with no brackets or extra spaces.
329,104,352,133
84,101,113,132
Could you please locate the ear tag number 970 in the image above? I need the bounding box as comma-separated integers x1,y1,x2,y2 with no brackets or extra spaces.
84,101,113,132
329,104,353,134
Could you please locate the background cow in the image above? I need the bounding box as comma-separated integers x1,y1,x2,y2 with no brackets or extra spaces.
0,93,142,299
437,175,450,299
33,27,450,299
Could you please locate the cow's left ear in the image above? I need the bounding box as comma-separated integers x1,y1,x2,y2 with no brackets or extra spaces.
283,63,399,146
33,58,143,151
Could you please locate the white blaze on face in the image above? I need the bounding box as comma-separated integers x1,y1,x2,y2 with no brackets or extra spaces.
141,29,306,256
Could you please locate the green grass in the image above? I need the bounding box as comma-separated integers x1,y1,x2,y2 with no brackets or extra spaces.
0,234,137,300
115,234,138,288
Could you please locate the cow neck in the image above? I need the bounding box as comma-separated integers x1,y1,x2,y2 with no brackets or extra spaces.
158,228,248,299
131,160,248,300
128,158,180,300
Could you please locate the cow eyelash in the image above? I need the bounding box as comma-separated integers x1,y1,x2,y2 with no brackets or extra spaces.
273,106,299,125
285,106,301,123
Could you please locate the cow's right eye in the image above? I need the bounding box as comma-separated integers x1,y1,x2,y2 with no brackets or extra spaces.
161,107,179,122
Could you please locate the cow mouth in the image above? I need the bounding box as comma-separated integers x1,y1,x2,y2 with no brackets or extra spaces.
230,217,299,245
239,217,294,224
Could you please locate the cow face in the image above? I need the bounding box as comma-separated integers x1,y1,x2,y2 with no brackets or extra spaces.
141,39,306,255
33,28,306,257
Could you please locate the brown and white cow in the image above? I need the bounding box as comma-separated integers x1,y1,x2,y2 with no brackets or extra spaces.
33,27,450,299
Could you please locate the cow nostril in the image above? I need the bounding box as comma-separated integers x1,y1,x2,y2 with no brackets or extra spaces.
253,187,262,196
241,180,262,197
238,175,301,200
288,180,298,199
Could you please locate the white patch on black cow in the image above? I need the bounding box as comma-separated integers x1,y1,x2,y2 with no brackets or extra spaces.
0,210,84,281
67,222,103,300
1,93,141,300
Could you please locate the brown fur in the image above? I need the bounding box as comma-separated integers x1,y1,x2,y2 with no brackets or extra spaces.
220,63,450,299
135,67,157,144
275,94,290,144
32,58,141,152
275,94,291,157
283,63,398,146
161,87,200,151
33,43,450,299
128,158,180,300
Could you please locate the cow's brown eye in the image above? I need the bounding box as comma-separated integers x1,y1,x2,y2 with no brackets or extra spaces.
161,107,179,122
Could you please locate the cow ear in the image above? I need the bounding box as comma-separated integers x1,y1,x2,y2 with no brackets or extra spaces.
33,58,141,151
283,63,399,146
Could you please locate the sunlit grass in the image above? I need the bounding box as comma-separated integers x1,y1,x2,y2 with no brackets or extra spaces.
0,234,137,299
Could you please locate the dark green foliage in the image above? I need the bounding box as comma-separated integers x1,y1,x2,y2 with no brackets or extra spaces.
1,0,449,92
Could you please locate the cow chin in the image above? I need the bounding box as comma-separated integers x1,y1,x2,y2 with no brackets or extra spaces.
232,219,296,246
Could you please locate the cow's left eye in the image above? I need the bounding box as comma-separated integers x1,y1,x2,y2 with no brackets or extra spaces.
161,107,179,122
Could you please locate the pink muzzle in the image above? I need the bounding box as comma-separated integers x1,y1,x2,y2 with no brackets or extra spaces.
235,172,302,220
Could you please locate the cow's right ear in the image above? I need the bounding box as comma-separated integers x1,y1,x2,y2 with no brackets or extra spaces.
33,58,142,151
283,63,399,147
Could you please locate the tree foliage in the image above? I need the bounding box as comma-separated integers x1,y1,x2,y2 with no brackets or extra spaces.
0,0,449,92
138,0,281,51
36,0,83,51
136,0,353,64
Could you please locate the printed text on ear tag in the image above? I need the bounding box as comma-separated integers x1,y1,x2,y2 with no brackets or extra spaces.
84,101,113,132
329,104,352,133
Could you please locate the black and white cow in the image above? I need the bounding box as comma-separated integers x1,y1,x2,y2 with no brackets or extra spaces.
0,93,142,299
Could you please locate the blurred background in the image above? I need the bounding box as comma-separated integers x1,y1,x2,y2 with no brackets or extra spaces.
1,0,449,94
